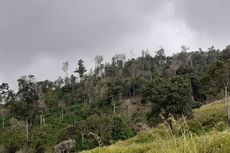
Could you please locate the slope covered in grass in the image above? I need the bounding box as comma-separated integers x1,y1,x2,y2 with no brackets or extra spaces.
82,100,230,153
82,129,230,153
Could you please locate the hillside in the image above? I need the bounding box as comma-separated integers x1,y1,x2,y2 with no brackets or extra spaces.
82,100,230,153
1,47,230,152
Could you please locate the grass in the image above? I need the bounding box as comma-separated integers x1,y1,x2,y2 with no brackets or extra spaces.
82,129,230,153
82,100,230,153
188,100,227,133
82,126,230,153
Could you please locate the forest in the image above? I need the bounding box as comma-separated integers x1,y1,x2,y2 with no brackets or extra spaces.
1,45,230,153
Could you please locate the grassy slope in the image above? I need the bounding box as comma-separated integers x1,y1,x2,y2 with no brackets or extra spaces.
82,100,230,153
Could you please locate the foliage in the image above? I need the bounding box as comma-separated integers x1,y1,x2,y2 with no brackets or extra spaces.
142,76,193,127
1,46,230,151
82,101,230,153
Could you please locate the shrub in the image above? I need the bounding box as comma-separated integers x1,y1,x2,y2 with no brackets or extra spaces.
214,121,226,132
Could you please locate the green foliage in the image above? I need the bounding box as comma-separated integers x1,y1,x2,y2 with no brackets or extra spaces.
74,59,87,79
111,117,135,141
142,76,193,126
82,103,230,153
2,46,230,152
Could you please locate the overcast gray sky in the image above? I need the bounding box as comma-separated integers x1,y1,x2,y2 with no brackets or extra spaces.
0,0,230,90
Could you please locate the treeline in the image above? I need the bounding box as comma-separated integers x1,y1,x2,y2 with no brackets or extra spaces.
1,45,230,152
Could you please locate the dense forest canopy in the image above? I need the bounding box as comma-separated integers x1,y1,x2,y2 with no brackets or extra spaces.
1,45,230,152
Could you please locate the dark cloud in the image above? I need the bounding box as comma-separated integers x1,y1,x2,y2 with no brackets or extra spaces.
173,0,230,47
0,0,162,79
0,0,161,56
0,0,229,89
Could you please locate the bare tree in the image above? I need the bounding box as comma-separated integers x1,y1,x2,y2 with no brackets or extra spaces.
95,55,104,77
36,85,47,125
62,61,69,78
58,100,66,119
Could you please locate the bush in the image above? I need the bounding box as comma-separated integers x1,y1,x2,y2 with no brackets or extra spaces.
0,145,4,153
215,121,226,132
4,142,18,153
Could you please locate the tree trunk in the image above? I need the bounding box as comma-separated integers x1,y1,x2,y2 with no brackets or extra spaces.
39,114,45,125
61,109,64,119
224,86,230,126
167,119,173,132
113,100,116,115
26,117,29,142
39,114,43,125
2,115,4,129
81,132,84,147
43,117,45,124
129,85,132,97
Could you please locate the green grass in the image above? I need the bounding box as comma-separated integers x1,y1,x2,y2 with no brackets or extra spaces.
82,130,230,153
82,100,230,153
188,100,227,133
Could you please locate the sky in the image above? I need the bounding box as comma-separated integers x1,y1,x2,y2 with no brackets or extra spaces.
0,0,230,90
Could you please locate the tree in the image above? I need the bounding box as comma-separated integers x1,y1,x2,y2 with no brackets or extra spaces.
0,108,8,128
95,55,104,77
62,61,69,78
75,120,88,148
17,75,38,104
111,117,134,140
54,77,64,88
106,79,124,114
74,59,87,80
181,45,190,52
36,85,47,125
155,48,166,75
221,45,230,61
142,76,192,130
207,46,220,64
0,83,15,104
15,75,39,141
58,100,66,119
200,60,230,125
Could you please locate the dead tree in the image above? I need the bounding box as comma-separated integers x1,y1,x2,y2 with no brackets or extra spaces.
37,86,47,125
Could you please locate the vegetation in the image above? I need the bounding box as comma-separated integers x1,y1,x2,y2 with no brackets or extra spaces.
82,101,230,153
1,45,230,152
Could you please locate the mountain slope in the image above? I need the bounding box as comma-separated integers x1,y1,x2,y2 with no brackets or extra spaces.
82,100,230,153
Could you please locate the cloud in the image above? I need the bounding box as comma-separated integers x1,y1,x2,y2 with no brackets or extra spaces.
173,0,230,48
0,0,229,90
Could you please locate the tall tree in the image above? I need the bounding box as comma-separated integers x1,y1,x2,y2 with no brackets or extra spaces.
36,85,47,125
155,48,166,75
0,83,15,104
15,75,39,141
142,76,192,130
106,79,124,114
62,61,69,78
201,60,230,125
95,55,104,77
74,59,87,80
